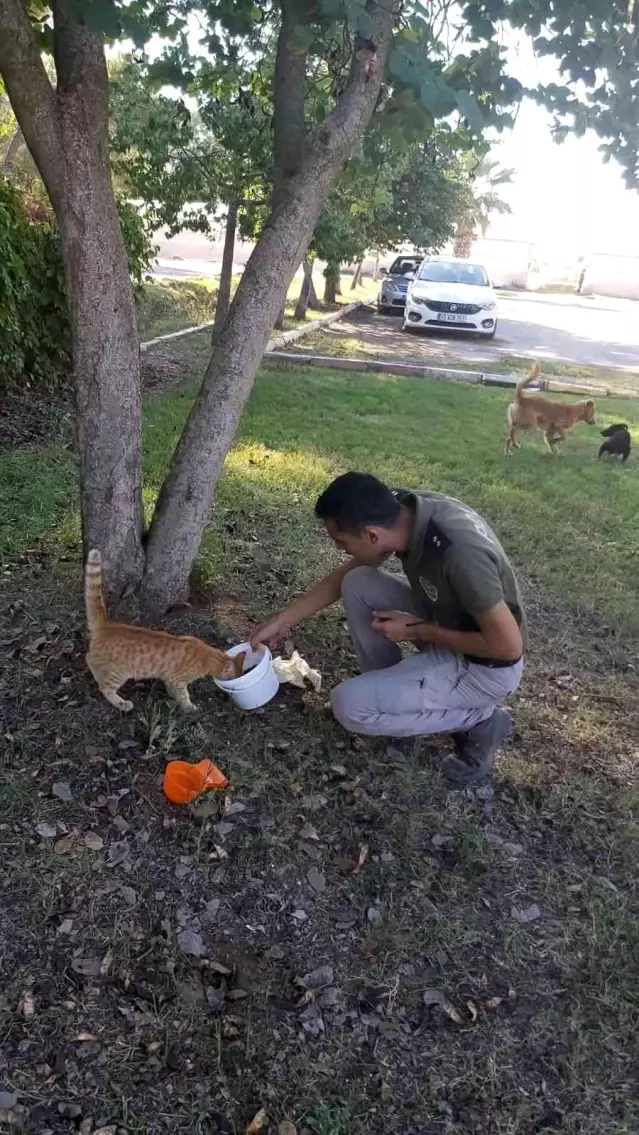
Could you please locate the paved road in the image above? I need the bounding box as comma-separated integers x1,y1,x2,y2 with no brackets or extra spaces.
343,292,639,372
153,254,639,372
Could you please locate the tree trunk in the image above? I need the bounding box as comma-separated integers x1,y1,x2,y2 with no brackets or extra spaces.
308,270,321,310
273,302,286,331
324,262,341,304
141,10,395,612
1,126,23,172
351,259,363,289
453,228,474,258
294,256,314,320
211,199,238,343
0,0,144,600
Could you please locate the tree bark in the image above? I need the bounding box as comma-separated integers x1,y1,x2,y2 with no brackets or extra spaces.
211,199,238,343
294,256,314,320
351,259,363,289
141,1,397,612
324,262,341,304
308,270,321,310
0,0,144,600
453,228,474,258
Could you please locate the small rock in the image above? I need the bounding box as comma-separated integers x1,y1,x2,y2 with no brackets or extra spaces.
292,909,308,923
422,988,444,1006
511,904,541,924
203,898,221,921
301,794,328,812
502,842,524,855
306,867,326,893
58,1103,83,1119
298,964,333,990
177,928,206,957
431,832,453,848
214,822,235,839
330,764,347,777
57,918,74,936
119,886,137,907
299,823,320,841
367,906,382,926
35,821,58,839
174,861,191,880
226,988,249,1001
225,801,247,815
71,957,103,977
52,782,73,803
205,985,225,1013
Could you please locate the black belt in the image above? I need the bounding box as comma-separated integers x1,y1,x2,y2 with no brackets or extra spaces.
465,654,522,669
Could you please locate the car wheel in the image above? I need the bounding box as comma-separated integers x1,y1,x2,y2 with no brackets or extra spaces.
377,303,389,315
483,322,497,340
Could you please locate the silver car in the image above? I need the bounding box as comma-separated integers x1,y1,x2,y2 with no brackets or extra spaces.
377,256,420,315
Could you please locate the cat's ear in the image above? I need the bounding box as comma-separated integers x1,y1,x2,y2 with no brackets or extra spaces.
220,653,241,680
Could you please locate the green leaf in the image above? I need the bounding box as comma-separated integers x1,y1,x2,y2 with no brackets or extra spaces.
456,90,484,132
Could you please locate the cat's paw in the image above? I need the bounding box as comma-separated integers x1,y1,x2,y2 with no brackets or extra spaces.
121,699,134,713
181,702,197,714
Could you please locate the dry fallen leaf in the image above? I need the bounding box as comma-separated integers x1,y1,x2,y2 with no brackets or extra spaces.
100,950,113,977
352,841,370,875
441,998,464,1024
486,996,503,1009
22,990,35,1019
278,1124,297,1135
467,1000,478,1023
245,1107,266,1133
84,831,104,851
75,1031,100,1042
54,836,76,854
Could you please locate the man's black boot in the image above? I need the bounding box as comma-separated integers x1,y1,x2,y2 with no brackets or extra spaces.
443,707,513,786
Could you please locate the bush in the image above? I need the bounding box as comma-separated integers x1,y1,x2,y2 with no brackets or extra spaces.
0,179,154,391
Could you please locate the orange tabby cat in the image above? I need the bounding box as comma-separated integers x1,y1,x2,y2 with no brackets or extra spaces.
85,549,244,712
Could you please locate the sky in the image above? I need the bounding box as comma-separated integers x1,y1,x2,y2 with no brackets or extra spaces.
485,30,639,258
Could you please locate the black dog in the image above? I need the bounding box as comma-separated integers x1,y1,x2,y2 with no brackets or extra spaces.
598,423,631,462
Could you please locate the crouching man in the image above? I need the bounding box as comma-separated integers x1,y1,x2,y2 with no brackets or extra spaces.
252,472,525,785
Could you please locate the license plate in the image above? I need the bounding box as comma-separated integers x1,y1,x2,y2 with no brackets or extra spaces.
438,312,468,323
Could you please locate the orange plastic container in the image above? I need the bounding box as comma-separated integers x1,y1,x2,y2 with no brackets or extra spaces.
163,758,229,804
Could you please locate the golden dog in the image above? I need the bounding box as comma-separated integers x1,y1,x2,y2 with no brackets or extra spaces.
505,362,596,454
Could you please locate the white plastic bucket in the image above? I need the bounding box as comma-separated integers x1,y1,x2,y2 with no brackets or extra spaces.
214,642,279,710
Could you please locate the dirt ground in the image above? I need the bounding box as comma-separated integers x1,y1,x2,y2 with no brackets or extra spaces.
1,547,638,1135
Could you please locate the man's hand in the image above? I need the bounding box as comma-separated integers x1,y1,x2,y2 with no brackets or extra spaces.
372,610,423,643
250,610,293,649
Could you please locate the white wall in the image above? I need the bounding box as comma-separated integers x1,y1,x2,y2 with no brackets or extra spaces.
580,254,639,301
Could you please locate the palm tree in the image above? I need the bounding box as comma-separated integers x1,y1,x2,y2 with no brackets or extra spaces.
453,157,514,258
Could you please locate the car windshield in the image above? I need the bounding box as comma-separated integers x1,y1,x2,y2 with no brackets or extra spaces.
389,258,419,275
417,261,489,286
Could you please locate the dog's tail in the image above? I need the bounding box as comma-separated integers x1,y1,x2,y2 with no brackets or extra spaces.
85,549,107,631
515,360,540,402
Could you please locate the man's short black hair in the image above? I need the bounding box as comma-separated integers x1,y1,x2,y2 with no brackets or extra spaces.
315,472,399,532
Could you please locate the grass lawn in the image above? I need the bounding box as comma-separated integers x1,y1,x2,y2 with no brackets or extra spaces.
136,273,376,342
0,333,638,1134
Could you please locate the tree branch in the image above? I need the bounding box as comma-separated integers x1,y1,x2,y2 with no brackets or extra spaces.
0,0,63,206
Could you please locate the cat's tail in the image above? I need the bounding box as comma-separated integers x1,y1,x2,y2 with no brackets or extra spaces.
85,549,107,631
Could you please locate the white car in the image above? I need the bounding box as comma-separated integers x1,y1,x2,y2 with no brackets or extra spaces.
403,257,498,338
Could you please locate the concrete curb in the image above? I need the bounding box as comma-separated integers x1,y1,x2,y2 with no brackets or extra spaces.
264,350,638,400
140,301,362,354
